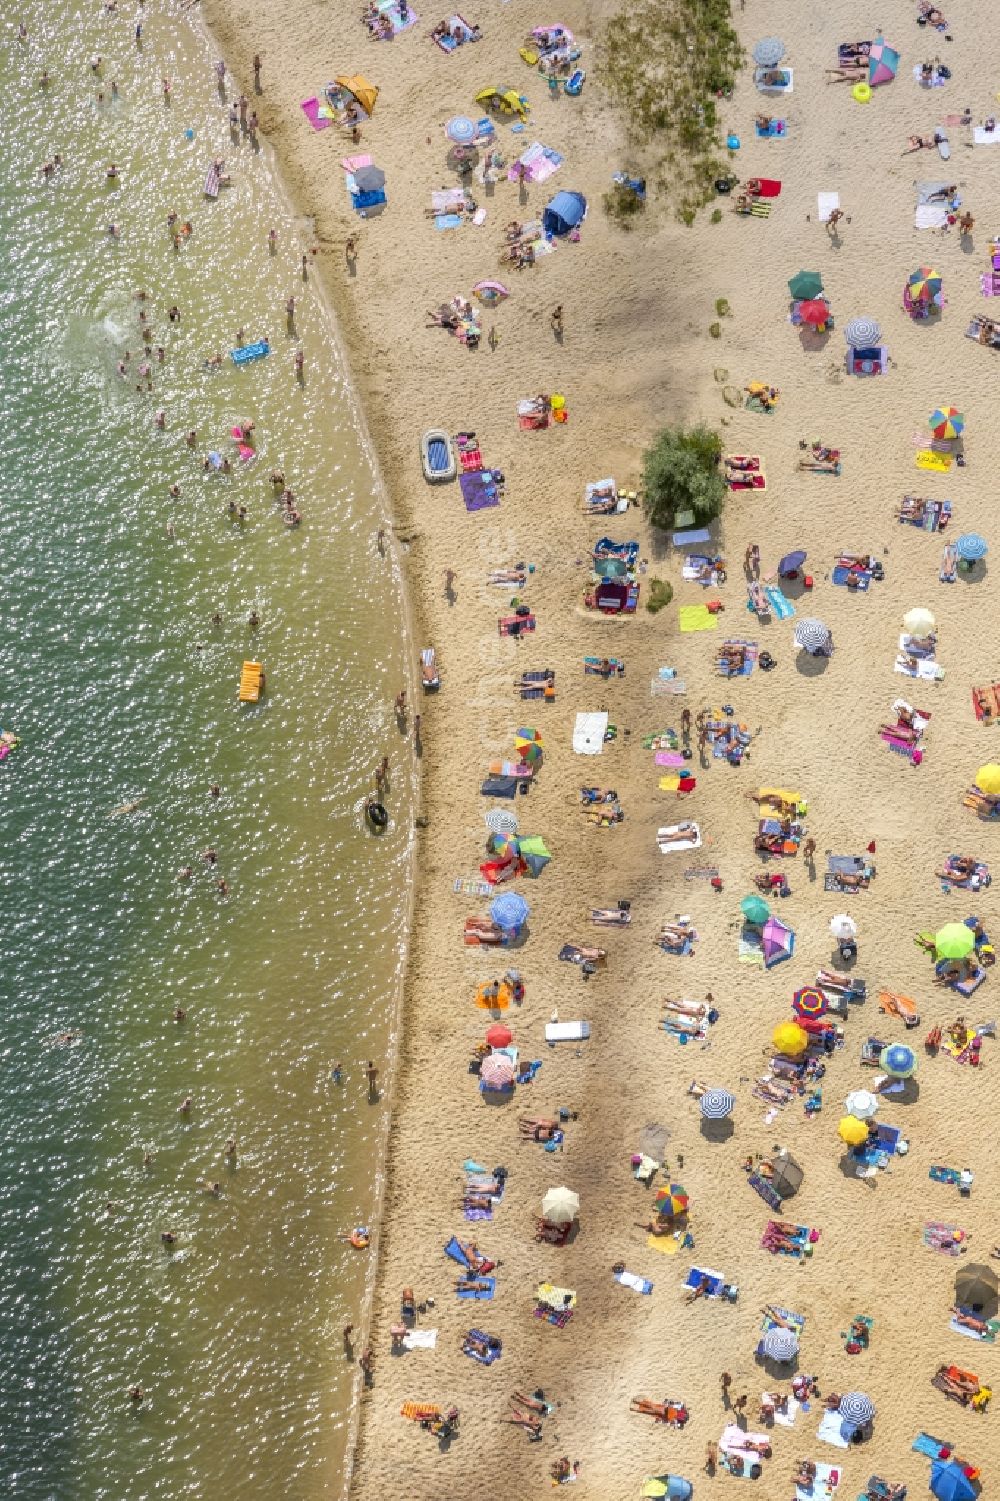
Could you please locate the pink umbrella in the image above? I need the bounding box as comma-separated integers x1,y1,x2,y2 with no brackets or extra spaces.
868,36,900,88
480,1054,515,1089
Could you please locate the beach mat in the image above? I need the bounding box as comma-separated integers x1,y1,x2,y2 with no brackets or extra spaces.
679,605,718,632
301,97,332,130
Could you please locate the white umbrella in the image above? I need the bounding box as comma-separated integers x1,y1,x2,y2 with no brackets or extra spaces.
830,914,857,941
902,607,935,635
845,1089,879,1120
541,1185,579,1224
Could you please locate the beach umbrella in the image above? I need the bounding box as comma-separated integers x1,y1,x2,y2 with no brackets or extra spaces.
902,606,935,635
641,1479,693,1501
839,1392,876,1426
843,316,881,347
654,1183,689,1215
880,1043,918,1078
930,1460,977,1501
935,922,975,959
845,1089,879,1120
699,1087,735,1120
752,37,785,67
485,1022,513,1048
485,808,519,837
955,1263,999,1314
868,37,899,87
772,1021,808,1057
515,726,543,748
480,1053,515,1088
838,1114,869,1146
778,550,807,576
830,914,857,941
445,114,476,143
769,1152,804,1198
788,270,823,300
955,532,988,562
353,164,385,193
794,618,832,654
761,1327,799,1362
518,835,550,876
490,891,529,930
762,915,795,968
541,1185,579,1224
473,279,509,306
798,299,830,326
930,406,964,439
792,986,828,1019
740,894,770,926
976,763,1000,795
908,266,942,301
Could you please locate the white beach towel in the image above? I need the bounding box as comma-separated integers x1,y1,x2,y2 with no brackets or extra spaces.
615,1269,653,1293
915,204,949,229
545,1020,591,1042
796,1462,841,1501
973,127,1000,144
772,1395,802,1428
658,823,701,853
573,711,608,754
895,656,945,680
816,1409,851,1448
403,1329,438,1349
817,191,840,223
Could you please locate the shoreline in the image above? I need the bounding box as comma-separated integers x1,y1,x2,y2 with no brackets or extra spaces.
200,1,1000,1498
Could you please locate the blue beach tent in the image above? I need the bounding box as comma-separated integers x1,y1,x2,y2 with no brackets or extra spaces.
543,190,587,236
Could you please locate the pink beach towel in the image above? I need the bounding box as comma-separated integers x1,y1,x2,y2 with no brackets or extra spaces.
301,98,331,131
341,154,373,172
655,752,687,767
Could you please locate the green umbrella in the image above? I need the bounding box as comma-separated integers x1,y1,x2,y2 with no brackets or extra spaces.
788,270,824,300
740,894,770,926
936,922,975,960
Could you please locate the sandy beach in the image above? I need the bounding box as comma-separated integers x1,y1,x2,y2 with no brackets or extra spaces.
198,0,1000,1496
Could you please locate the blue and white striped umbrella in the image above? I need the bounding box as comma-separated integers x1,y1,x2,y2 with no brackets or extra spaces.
955,532,988,561
839,1392,876,1425
490,891,530,930
700,1087,735,1120
794,618,832,654
753,37,786,67
843,317,882,348
445,115,476,144
761,1327,799,1362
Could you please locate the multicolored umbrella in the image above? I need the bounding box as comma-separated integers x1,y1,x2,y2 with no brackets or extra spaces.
798,299,830,326
908,266,942,301
880,1043,918,1078
955,532,988,562
788,270,823,300
699,1087,735,1120
480,1054,515,1088
868,37,899,87
490,891,529,930
752,37,786,67
761,1327,799,1361
654,1183,689,1216
843,316,881,348
936,922,975,959
792,986,828,1019
445,115,476,143
930,406,964,439
762,916,795,968
839,1392,876,1425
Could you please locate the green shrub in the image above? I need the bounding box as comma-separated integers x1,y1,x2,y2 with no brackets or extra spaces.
709,321,721,339
715,297,730,317
641,424,726,532
646,578,674,614
710,208,722,223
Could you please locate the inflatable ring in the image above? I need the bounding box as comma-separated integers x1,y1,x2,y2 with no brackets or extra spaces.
366,800,389,831
349,1227,370,1249
852,82,871,104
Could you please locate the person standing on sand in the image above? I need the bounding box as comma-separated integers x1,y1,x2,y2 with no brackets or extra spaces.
345,236,357,268
550,304,563,336
253,53,262,91
366,1060,379,1099
720,1372,732,1406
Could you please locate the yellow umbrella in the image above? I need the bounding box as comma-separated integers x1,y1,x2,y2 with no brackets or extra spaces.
976,764,1000,796
838,1115,869,1146
772,1021,808,1057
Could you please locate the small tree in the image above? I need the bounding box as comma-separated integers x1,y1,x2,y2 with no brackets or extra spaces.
641,423,726,531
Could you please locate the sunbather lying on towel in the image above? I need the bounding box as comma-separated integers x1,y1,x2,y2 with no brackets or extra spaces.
518,1117,560,1141
932,1366,980,1403
938,854,978,881
502,1408,542,1438
664,997,708,1019
463,1330,501,1359
659,821,699,845
629,1397,689,1425
952,1306,992,1334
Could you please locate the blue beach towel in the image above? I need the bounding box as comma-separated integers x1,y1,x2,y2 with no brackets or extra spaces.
764,586,795,619
456,1277,495,1299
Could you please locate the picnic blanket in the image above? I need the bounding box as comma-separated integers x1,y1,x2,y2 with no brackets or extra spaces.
460,468,501,511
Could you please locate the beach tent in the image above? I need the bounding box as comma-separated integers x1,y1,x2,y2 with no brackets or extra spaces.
761,915,795,967
931,1460,977,1501
334,75,379,117
640,1478,693,1501
955,1263,999,1314
543,190,587,236
475,85,528,120
868,37,899,87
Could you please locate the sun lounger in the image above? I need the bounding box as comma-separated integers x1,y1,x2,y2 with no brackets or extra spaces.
545,1020,591,1042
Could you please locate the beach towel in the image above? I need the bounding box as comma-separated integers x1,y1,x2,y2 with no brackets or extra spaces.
507,142,563,184
916,450,952,471
755,67,793,92
795,1462,841,1500
462,1329,502,1364
573,712,608,754
832,565,871,589
816,1410,851,1449
950,1311,999,1341
973,126,1000,144
459,468,501,511
301,97,332,129
377,0,419,34
896,656,945,680
402,1328,438,1348
756,119,786,137
916,204,949,229
456,1278,495,1300
679,605,718,632
614,1269,653,1294
646,1232,681,1255
817,191,840,222
923,1221,969,1255
912,1432,954,1459
684,1266,727,1297
764,586,795,619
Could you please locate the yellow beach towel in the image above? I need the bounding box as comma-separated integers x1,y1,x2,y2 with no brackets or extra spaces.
679,605,718,632
646,1233,680,1256
537,1282,577,1309
915,450,952,472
